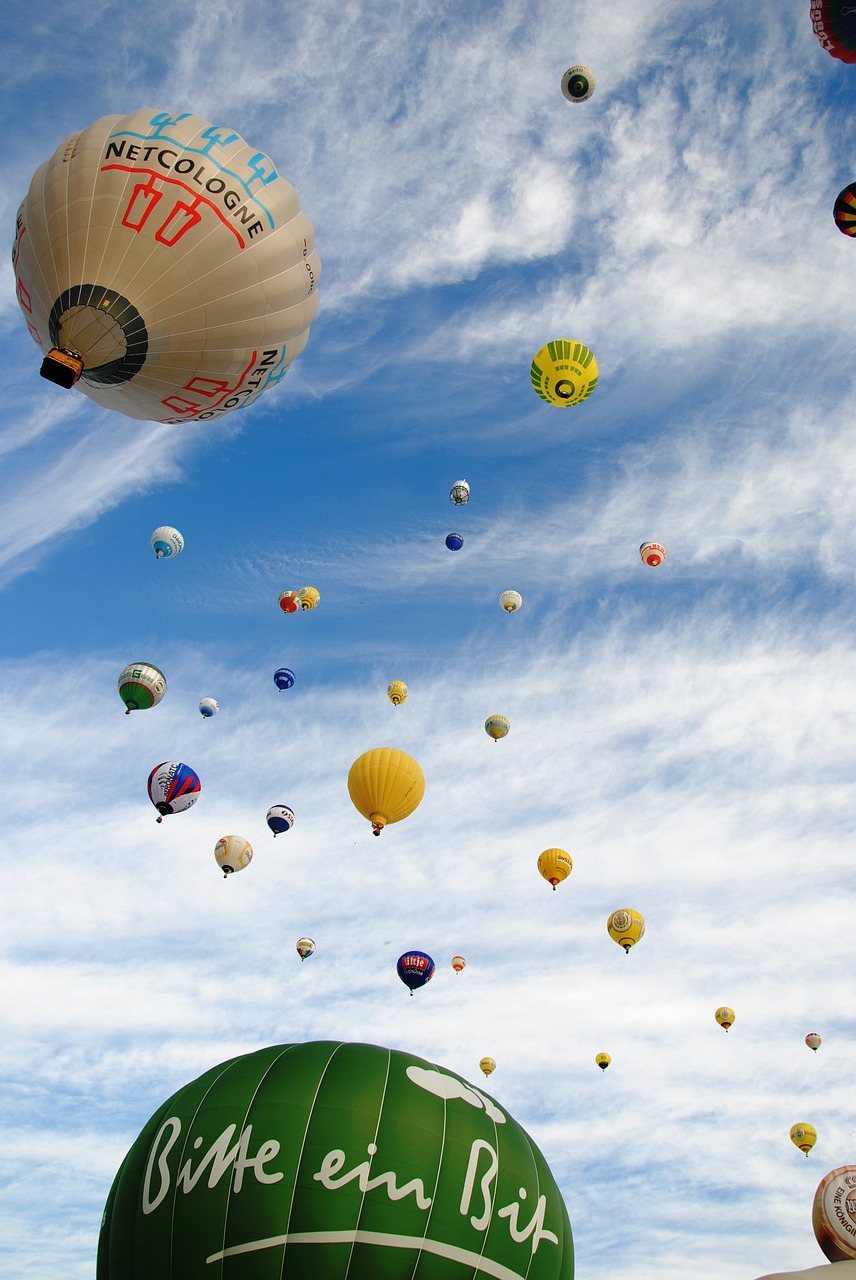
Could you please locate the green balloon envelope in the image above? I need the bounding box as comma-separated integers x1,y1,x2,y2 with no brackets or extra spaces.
98,1041,573,1280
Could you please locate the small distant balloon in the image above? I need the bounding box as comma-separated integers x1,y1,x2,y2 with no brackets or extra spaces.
118,662,166,714
451,955,467,973
479,1057,496,1078
278,590,300,614
790,1123,817,1156
397,951,435,994
274,668,295,691
450,479,470,506
147,761,200,823
530,339,598,407
484,714,510,743
595,1053,611,1071
198,698,219,718
214,834,253,878
715,1007,735,1032
499,590,522,613
150,526,184,559
640,542,666,566
296,937,316,960
445,533,464,551
298,586,320,610
561,65,596,102
805,1032,822,1053
537,848,573,890
607,908,646,954
266,805,295,836
387,681,408,707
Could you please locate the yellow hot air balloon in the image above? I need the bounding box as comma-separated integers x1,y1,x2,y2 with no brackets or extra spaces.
479,1057,496,1078
715,1007,735,1032
14,111,319,422
347,747,425,836
214,834,253,878
790,1123,817,1156
537,848,573,890
607,908,646,953
595,1053,611,1071
298,586,320,610
530,339,599,407
484,714,510,742
387,681,408,707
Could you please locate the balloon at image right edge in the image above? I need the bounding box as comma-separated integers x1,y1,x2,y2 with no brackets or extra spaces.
530,340,598,407
811,1,856,63
14,110,320,423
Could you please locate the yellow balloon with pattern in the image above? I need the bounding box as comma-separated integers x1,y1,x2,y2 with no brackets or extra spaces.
537,848,573,890
484,714,510,742
298,586,320,610
479,1057,496,1078
715,1007,735,1031
595,1053,611,1071
790,1123,817,1156
387,681,408,707
607,908,646,953
347,747,425,836
530,339,599,407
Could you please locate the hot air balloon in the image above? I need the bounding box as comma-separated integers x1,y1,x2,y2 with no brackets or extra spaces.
537,848,572,890
298,586,320,610
595,1053,611,1071
347,747,425,836
214,834,253,877
451,955,467,973
15,111,320,422
812,1164,856,1263
445,533,464,551
150,527,184,559
198,697,219,718
97,1041,574,1280
484,714,510,743
607,908,646,954
274,668,295,690
147,761,201,822
266,805,295,836
811,2,856,62
397,951,435,994
640,542,666,566
450,479,470,505
530,340,598,407
499,590,522,613
296,937,315,960
278,590,300,614
790,1123,817,1156
479,1057,496,1078
715,1007,735,1032
561,65,596,102
387,681,408,707
805,1032,822,1052
118,662,166,714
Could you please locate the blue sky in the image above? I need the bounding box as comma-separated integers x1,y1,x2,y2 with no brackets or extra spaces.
1,2,855,1278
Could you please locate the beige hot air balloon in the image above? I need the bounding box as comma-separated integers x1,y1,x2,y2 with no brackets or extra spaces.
15,111,320,423
347,748,425,836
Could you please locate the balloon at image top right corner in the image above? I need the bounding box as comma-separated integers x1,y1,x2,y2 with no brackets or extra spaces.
530,339,598,407
811,1,856,63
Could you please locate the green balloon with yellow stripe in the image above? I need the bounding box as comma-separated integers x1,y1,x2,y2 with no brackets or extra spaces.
97,1041,574,1279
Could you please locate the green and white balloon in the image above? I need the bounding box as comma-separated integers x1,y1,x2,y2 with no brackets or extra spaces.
98,1040,573,1279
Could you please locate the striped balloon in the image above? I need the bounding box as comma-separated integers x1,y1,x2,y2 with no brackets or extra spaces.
530,339,598,407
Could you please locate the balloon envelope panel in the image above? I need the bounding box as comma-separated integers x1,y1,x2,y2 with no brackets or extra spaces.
97,1041,573,1280
14,111,320,422
811,0,856,63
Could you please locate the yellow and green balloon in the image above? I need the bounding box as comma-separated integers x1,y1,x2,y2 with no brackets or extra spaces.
97,1040,574,1279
